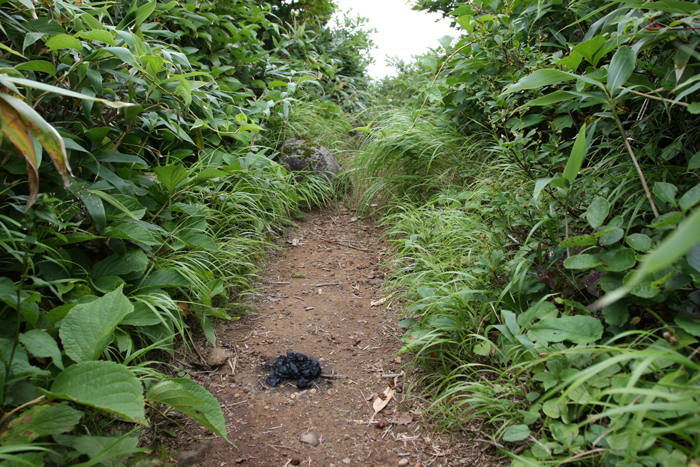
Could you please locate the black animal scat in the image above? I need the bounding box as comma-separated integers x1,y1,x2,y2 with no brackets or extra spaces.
265,351,321,389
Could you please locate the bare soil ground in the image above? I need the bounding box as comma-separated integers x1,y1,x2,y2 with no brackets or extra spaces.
168,208,503,467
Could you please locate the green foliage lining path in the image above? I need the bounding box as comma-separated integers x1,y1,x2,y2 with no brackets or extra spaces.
0,0,371,464
352,0,700,466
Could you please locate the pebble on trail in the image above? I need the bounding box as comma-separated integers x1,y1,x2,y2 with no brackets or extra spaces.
265,351,322,389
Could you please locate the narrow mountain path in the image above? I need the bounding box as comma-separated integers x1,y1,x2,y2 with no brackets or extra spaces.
171,208,501,467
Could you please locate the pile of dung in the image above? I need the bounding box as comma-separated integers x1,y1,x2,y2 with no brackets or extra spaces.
265,351,321,389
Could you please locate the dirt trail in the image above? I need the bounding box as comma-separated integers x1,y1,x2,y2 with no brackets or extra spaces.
171,208,499,467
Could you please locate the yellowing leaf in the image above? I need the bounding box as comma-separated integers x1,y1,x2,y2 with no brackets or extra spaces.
0,93,72,199
0,97,39,209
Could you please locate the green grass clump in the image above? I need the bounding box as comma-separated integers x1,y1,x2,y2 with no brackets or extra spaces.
348,111,489,213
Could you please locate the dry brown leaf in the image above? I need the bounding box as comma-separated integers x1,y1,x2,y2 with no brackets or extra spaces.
376,418,390,428
372,387,395,417
177,301,191,317
390,411,413,425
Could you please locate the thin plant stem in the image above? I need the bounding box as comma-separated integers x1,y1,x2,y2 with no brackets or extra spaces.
613,112,659,217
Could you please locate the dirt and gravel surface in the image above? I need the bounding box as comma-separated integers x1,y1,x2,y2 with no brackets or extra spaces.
167,208,503,467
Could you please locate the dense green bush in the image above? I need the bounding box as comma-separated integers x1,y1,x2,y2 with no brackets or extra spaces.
356,0,700,465
0,0,370,463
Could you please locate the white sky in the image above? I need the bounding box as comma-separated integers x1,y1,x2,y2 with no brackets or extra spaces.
332,0,456,79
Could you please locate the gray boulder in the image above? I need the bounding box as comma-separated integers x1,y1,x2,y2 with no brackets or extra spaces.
279,139,341,181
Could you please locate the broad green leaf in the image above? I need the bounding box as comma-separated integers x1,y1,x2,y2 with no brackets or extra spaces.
642,0,699,13
503,309,520,336
602,301,629,326
141,55,164,76
675,308,700,337
75,30,116,46
533,176,569,200
104,47,139,68
426,86,442,103
524,90,577,107
421,57,438,72
154,164,189,193
687,103,700,114
653,182,678,207
551,422,581,443
89,189,144,221
530,316,603,344
602,248,636,272
71,434,140,466
573,36,607,67
103,221,159,245
559,234,598,247
456,15,474,33
45,34,82,52
0,277,16,304
165,378,229,442
199,313,216,346
623,272,661,298
438,35,452,50
473,340,493,356
557,50,583,71
542,399,566,419
91,249,149,280
134,0,157,27
140,270,191,288
0,403,82,445
103,194,146,219
518,301,558,328
48,360,146,424
648,211,684,228
146,379,204,408
19,330,64,369
196,168,227,183
121,303,162,326
626,233,652,251
563,254,602,269
14,60,56,76
562,124,587,183
599,228,624,246
60,286,134,362
607,46,636,92
679,183,700,211
506,69,605,95
22,32,44,53
636,209,700,278
503,424,530,442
